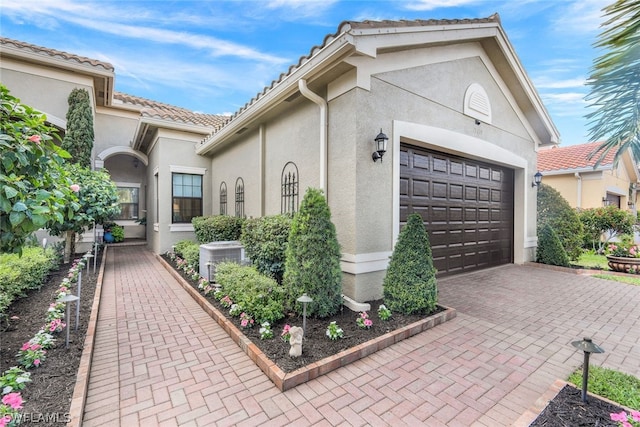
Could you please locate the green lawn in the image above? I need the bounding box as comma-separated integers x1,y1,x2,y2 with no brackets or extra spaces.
575,252,610,270
568,366,640,410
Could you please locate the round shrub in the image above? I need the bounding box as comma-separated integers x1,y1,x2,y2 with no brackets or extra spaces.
192,215,244,243
283,188,342,318
214,262,284,324
240,214,292,283
383,213,437,315
537,184,583,260
536,224,570,267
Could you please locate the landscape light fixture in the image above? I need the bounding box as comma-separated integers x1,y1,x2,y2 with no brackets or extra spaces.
571,337,604,403
60,294,79,349
297,293,313,334
532,171,543,188
372,129,389,163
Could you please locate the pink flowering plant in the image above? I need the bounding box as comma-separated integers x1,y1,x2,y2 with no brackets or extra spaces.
240,312,254,328
46,318,65,333
606,235,640,258
0,392,23,427
281,324,292,343
611,410,640,426
229,303,242,317
220,295,233,308
16,342,46,369
356,311,373,329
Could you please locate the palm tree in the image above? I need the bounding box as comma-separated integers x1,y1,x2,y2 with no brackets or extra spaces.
586,0,640,166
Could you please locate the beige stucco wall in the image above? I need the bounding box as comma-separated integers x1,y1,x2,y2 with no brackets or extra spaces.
1,60,95,126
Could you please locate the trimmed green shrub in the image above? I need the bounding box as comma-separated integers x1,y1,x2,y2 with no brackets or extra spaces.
536,224,570,267
173,240,199,269
283,188,342,318
537,184,584,260
0,247,59,316
215,262,285,324
192,215,245,243
383,213,438,315
241,214,292,283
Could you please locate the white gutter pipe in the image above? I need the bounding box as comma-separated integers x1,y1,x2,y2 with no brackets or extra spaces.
298,79,328,193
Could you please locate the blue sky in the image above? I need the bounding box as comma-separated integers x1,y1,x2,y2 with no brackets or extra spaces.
1,0,611,146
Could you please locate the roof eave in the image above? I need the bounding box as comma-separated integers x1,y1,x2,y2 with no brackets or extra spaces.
196,34,356,156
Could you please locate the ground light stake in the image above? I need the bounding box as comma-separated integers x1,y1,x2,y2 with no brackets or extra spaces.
297,293,313,335
571,337,605,403
75,270,82,331
60,294,79,349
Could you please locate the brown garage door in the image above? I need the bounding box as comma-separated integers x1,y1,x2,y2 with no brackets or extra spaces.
400,144,514,276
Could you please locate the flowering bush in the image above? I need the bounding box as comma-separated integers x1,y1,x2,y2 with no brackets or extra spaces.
326,321,344,340
220,295,233,308
229,303,242,317
281,324,292,343
240,312,254,328
0,392,23,427
611,410,640,426
0,368,30,395
46,318,65,333
606,235,640,258
16,342,46,369
356,311,373,329
378,304,392,321
29,330,55,350
259,322,273,339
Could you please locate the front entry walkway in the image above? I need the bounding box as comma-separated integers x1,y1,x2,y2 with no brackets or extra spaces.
82,247,640,426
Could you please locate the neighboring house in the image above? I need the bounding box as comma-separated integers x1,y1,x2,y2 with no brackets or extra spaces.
537,142,640,210
0,13,559,301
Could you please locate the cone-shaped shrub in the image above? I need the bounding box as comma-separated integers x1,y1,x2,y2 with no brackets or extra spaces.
537,184,583,260
383,213,437,315
536,223,570,267
283,188,342,318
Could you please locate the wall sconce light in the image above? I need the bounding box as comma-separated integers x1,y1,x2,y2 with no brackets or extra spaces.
602,197,608,206
531,171,543,188
133,158,139,168
372,129,388,163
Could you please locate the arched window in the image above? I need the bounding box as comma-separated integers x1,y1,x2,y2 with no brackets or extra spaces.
219,182,227,215
235,177,245,218
281,162,299,214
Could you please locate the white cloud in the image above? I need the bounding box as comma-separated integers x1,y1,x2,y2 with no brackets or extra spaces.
552,0,610,35
534,77,587,90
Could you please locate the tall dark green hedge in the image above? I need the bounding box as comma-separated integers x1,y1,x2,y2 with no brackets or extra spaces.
383,213,437,315
240,214,291,283
537,184,583,260
192,215,244,243
536,224,570,267
283,188,342,318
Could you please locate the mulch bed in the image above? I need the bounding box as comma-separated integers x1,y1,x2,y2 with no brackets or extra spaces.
530,384,627,426
162,255,442,373
0,254,100,426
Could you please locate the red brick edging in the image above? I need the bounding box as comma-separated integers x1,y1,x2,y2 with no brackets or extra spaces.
156,254,457,391
67,246,109,427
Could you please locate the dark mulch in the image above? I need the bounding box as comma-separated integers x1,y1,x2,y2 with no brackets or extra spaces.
162,255,442,373
0,254,100,425
530,384,627,426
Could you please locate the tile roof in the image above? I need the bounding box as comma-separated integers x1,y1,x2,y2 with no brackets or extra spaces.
0,37,114,72
537,141,616,172
114,92,228,128
211,14,501,134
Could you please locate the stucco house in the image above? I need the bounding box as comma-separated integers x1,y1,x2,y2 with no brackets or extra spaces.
537,142,640,211
0,13,559,301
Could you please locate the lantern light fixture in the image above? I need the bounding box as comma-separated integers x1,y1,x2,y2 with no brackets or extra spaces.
372,129,389,163
532,171,543,188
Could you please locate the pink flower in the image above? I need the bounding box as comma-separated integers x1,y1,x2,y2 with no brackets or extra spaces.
631,411,640,422
70,184,80,192
241,319,248,327
33,359,41,367
28,134,41,144
364,319,373,327
611,411,629,422
2,392,23,409
0,415,12,427
20,342,30,351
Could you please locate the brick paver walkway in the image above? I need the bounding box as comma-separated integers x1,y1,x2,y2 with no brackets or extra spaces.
83,247,640,426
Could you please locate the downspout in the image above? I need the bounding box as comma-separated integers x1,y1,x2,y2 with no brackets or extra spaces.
298,79,328,193
575,172,582,209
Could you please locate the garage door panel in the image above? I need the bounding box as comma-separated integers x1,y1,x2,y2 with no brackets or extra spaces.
400,144,514,276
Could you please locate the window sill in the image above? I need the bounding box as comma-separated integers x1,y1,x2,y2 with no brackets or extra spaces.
169,223,194,232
